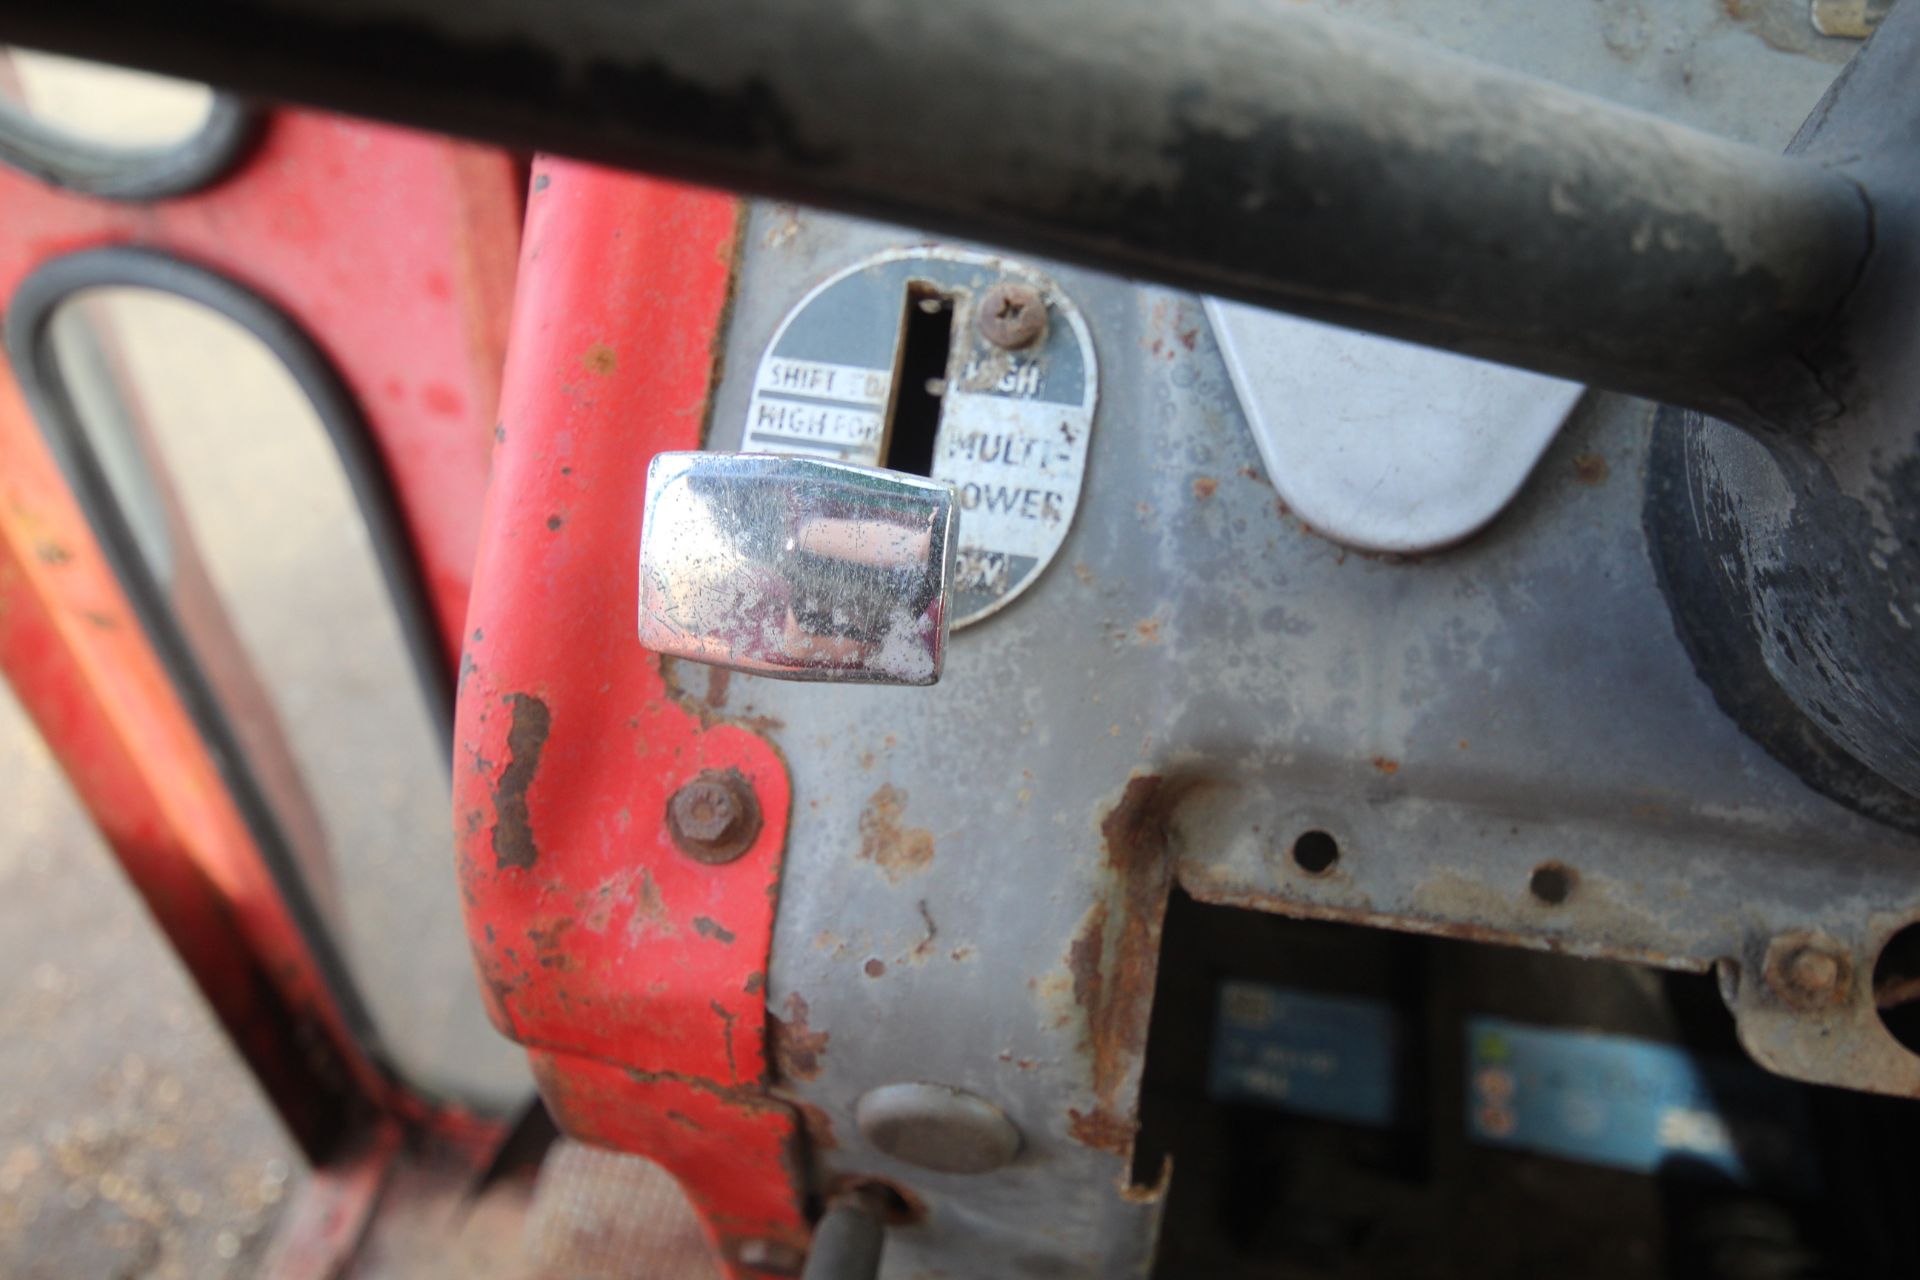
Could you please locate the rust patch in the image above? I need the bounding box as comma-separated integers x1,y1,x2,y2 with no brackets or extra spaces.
864,958,886,978
583,873,624,933
1573,452,1610,485
1191,476,1218,500
794,1101,839,1152
528,918,576,971
1067,1107,1137,1156
769,993,828,1082
491,693,550,871
705,666,731,708
32,541,70,565
744,971,765,994
711,1000,740,1080
1135,618,1161,644
581,343,618,376
1061,775,1187,1152
1068,902,1111,1024
693,916,737,944
858,784,934,883
1371,756,1400,775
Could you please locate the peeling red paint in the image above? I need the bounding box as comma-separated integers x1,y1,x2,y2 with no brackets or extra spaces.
490,693,549,871
451,170,806,1263
694,915,738,944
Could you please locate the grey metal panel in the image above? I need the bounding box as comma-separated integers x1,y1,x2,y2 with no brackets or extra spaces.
691,5,1883,1277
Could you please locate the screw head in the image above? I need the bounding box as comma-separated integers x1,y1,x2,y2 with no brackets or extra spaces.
667,769,762,863
1763,933,1852,1010
976,282,1047,350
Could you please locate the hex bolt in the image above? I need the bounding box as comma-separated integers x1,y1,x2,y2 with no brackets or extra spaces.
1786,948,1840,995
667,769,762,864
976,282,1047,350
1763,934,1852,1011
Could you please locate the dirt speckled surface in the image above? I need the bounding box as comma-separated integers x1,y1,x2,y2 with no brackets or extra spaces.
0,683,301,1279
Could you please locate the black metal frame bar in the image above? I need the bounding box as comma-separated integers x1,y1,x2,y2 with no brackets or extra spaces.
0,0,1884,432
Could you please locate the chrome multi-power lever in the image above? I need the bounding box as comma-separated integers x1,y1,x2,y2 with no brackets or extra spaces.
638,452,959,687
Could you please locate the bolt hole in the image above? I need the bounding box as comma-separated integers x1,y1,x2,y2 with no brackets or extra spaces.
1290,830,1339,875
1529,862,1575,906
1873,921,1920,1055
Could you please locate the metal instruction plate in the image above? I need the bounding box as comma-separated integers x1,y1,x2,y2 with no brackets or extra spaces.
744,248,1096,626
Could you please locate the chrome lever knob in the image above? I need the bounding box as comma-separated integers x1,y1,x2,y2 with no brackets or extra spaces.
638,452,958,686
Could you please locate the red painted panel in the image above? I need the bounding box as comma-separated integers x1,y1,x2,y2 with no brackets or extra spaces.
0,112,517,667
454,161,807,1270
0,111,522,1145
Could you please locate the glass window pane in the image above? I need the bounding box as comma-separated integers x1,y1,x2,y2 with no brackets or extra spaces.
46,288,526,1108
1,49,213,148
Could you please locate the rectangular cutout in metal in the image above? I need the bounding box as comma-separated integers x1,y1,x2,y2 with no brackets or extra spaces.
881,282,952,478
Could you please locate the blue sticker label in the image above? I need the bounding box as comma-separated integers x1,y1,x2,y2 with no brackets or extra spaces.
1208,980,1400,1127
1465,1016,1816,1191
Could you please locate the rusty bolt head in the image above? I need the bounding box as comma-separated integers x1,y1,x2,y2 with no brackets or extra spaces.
976,282,1047,350
667,769,762,864
1763,934,1852,1011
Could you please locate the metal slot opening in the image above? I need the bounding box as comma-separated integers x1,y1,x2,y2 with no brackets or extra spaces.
881,282,952,477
